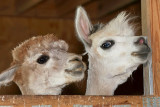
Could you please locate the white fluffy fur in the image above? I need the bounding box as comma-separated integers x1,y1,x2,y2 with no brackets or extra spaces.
103,12,135,37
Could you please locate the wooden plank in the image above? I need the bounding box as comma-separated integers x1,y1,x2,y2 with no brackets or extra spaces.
0,95,159,107
66,0,138,19
99,1,141,26
0,95,159,106
29,0,91,18
0,0,15,15
0,96,143,107
141,0,153,95
0,0,138,19
15,0,45,14
52,0,91,17
15,0,138,19
141,0,160,96
84,0,137,19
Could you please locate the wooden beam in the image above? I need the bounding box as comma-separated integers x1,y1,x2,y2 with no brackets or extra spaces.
0,0,138,19
86,0,138,19
141,0,153,95
0,95,159,106
0,95,143,106
99,1,141,24
15,0,45,14
20,0,137,19
31,0,91,18
0,0,15,15
52,0,91,17
141,0,160,96
66,0,138,19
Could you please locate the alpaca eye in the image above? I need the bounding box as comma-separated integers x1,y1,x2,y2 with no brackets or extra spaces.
37,55,49,64
101,40,115,49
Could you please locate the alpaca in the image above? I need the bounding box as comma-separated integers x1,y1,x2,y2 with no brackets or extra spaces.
0,34,86,95
75,6,151,95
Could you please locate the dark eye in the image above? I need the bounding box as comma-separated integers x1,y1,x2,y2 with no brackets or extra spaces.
101,40,115,49
37,55,49,64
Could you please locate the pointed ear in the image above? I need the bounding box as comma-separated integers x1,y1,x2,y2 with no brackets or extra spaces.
75,6,93,47
0,65,19,86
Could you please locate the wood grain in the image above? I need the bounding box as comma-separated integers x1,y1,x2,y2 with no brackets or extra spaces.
15,0,45,14
0,0,138,19
142,0,160,96
141,0,153,95
0,95,143,107
149,0,160,96
0,0,15,15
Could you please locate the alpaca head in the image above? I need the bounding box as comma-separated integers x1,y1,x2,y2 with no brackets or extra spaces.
75,7,150,79
0,34,86,95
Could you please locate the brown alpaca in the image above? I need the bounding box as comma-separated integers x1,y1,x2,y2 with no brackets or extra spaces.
0,34,86,95
75,6,151,95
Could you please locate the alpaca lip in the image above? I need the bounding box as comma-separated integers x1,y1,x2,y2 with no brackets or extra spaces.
131,52,150,56
132,44,151,56
131,50,150,60
65,69,83,76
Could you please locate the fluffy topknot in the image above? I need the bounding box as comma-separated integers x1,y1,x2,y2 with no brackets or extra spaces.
12,34,59,64
104,11,136,36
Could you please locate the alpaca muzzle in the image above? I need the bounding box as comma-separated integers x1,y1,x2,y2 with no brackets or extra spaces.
65,62,86,76
132,37,151,59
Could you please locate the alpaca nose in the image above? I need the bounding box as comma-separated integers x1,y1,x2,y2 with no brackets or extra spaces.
136,37,147,45
68,55,82,62
135,37,151,52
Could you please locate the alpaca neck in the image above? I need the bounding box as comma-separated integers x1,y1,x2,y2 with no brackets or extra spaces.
86,71,117,95
86,66,118,95
85,55,132,95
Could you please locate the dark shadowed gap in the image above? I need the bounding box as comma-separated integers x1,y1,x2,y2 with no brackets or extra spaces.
114,65,143,95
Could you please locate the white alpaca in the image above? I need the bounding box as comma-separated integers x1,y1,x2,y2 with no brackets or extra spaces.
75,6,151,95
0,34,86,95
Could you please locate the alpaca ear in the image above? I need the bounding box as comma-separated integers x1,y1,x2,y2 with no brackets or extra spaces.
75,6,93,47
0,65,19,86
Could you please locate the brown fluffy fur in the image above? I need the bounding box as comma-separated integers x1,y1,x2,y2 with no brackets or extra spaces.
12,34,58,64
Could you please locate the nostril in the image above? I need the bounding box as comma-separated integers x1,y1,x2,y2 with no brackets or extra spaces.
136,37,145,45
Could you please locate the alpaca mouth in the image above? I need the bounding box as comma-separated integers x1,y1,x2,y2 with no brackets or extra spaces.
131,45,151,60
65,63,85,76
132,44,151,59
131,52,150,56
131,51,150,60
